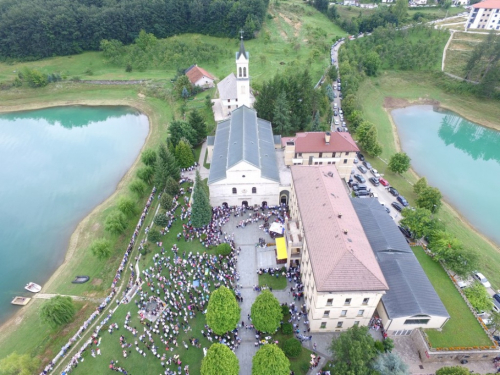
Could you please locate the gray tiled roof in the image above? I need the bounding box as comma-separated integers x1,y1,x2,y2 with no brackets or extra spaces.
351,199,449,319
217,73,237,100
206,136,215,146
208,106,280,184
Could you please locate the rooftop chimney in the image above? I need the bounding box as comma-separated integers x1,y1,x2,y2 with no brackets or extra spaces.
325,132,331,145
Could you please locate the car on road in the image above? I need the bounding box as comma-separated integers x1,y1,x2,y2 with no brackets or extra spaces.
355,190,371,197
397,195,409,207
357,152,365,162
352,183,368,191
493,335,500,346
357,165,367,174
363,161,372,170
388,187,399,196
379,178,389,186
494,294,500,304
391,202,403,212
370,168,380,178
369,177,380,186
473,272,491,288
334,120,339,126
398,226,412,238
354,174,365,183
334,110,338,116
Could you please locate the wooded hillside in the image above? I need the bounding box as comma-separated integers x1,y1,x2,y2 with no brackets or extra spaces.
0,0,268,60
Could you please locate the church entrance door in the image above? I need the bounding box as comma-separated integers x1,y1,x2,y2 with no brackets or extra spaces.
242,201,248,208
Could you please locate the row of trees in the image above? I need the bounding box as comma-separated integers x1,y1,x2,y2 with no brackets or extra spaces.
0,0,269,59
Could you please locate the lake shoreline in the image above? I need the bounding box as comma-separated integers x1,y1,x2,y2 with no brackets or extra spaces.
0,98,154,337
384,98,500,252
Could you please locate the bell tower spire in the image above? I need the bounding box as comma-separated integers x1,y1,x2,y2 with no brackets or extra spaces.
236,30,251,108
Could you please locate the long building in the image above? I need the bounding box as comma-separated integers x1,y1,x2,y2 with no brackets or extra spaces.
466,0,500,30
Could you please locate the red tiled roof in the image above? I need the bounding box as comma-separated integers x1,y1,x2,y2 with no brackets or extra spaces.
186,65,214,84
291,165,388,292
473,0,500,8
282,132,359,153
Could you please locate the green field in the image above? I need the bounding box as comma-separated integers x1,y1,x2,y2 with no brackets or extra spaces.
259,273,288,290
412,247,492,348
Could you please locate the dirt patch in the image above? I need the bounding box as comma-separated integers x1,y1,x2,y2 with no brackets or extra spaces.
383,96,439,110
91,278,102,286
279,13,301,36
91,223,100,232
138,93,145,99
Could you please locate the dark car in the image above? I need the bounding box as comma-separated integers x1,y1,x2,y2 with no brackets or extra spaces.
391,202,403,212
357,152,365,162
369,177,380,186
354,174,365,183
398,226,412,238
363,161,372,170
355,190,371,197
353,184,369,192
388,187,399,197
494,294,500,304
357,165,367,174
494,335,500,345
397,195,409,207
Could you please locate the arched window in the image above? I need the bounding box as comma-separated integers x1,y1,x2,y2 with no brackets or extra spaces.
232,187,237,194
243,67,247,77
252,187,257,194
239,67,242,77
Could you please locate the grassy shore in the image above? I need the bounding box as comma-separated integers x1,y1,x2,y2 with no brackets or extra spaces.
356,71,500,288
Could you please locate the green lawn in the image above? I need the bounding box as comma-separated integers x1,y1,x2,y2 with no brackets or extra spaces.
259,273,288,290
274,328,315,374
412,247,492,348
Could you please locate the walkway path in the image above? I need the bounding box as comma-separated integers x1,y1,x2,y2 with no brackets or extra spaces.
33,294,104,304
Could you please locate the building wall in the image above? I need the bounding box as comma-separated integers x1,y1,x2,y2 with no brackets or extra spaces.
220,98,239,118
194,76,214,88
206,145,214,164
209,162,280,207
468,7,500,30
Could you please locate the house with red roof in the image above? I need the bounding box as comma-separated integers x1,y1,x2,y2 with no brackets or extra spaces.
467,0,500,30
281,131,359,181
185,64,215,88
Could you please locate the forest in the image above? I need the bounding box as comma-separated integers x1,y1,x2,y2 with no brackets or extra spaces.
0,0,268,60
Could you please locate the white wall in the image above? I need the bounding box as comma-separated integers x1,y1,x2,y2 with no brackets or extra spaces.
194,76,214,88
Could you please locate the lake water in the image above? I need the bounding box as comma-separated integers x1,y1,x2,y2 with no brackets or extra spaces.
0,106,148,324
391,105,500,246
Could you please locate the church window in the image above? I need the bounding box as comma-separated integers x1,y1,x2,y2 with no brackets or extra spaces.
232,188,237,194
239,67,242,77
252,187,257,194
343,159,348,164
243,67,247,77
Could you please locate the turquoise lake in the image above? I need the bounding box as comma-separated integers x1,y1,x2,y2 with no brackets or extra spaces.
0,106,148,324
392,105,500,246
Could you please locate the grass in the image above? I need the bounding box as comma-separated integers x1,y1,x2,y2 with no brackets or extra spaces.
412,247,492,348
444,31,487,79
356,71,500,289
259,273,288,290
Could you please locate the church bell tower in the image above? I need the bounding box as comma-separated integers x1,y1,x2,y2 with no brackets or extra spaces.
236,33,251,108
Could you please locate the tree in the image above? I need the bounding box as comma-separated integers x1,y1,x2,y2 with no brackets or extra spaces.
311,111,321,131
40,296,75,328
174,75,192,99
129,179,147,198
428,230,463,262
357,121,383,157
392,0,408,25
463,282,493,312
100,39,123,64
201,343,239,375
165,177,180,196
273,91,292,135
117,196,136,217
435,366,470,375
327,65,338,81
182,87,190,99
252,345,290,375
105,210,127,235
400,207,433,239
175,140,195,168
383,337,395,353
388,152,411,174
216,243,232,256
416,186,442,213
330,325,377,375
155,144,180,191
135,30,157,52
445,247,479,279
141,148,157,167
413,177,428,196
372,352,409,375
488,311,500,334
154,213,168,227
89,238,112,260
168,120,198,147
188,110,207,145
22,67,48,88
251,290,283,333
282,338,302,358
137,165,155,185
0,352,40,375
363,51,381,76
148,229,161,243
191,171,212,228
160,193,173,211
206,286,241,335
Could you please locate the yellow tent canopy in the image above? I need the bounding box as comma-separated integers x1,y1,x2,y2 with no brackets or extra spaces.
276,237,287,260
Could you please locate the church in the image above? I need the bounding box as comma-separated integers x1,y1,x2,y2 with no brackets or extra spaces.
207,38,289,208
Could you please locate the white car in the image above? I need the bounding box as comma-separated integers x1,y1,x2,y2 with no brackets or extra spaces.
370,168,380,178
334,120,339,126
473,272,491,288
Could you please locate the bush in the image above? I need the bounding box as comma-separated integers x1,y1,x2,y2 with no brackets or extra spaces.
374,340,385,353
148,229,161,243
216,243,232,256
154,213,168,227
281,304,290,318
283,338,302,358
281,322,293,335
160,193,173,210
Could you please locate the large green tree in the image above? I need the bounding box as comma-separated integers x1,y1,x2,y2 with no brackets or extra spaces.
89,238,112,260
206,286,241,335
168,120,198,147
330,325,378,375
371,352,409,375
273,91,292,135
117,196,136,217
129,179,148,198
0,352,40,375
413,177,428,196
445,247,479,279
188,109,207,145
155,144,180,191
191,171,212,228
40,296,75,328
251,290,282,333
137,165,155,185
175,140,195,168
357,121,382,157
428,230,463,262
141,148,157,167
416,186,442,213
252,345,290,375
201,343,239,375
388,152,411,174
400,207,433,239
463,282,493,312
105,210,128,235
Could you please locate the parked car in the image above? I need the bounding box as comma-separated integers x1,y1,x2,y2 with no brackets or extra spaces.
397,195,409,207
357,165,367,174
370,168,380,178
493,335,500,346
357,152,365,161
334,110,338,116
355,190,371,197
363,161,372,170
473,272,491,288
388,187,399,196
352,183,368,191
353,158,358,164
354,174,365,183
398,226,412,238
334,120,339,126
369,177,380,186
391,202,402,212
379,178,389,186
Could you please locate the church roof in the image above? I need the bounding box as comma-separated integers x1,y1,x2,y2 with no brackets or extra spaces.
217,73,237,101
236,38,249,60
185,65,214,84
208,106,280,184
